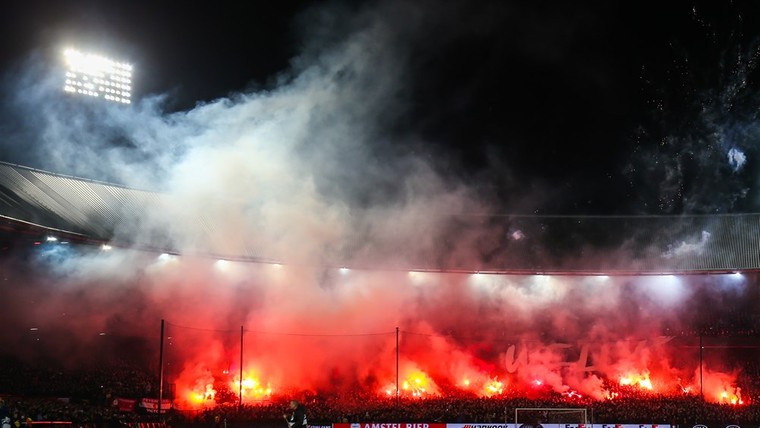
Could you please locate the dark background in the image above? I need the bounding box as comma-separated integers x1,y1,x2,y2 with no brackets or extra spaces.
2,0,760,215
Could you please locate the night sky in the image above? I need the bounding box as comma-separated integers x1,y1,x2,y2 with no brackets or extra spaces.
2,0,760,215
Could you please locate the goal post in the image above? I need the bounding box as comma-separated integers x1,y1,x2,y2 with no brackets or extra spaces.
515,408,588,426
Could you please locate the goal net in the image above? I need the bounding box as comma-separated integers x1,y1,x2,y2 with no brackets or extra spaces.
515,408,588,426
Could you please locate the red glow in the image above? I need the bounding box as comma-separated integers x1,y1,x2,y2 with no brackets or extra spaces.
171,357,748,408
482,378,504,396
716,388,745,405
562,390,582,399
381,369,439,398
168,333,746,410
699,367,747,405
619,372,654,391
174,363,276,410
457,374,505,397
232,372,273,401
188,383,215,405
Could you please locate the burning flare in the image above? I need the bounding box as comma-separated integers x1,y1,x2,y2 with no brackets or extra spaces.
233,372,274,401
382,369,439,398
619,371,654,391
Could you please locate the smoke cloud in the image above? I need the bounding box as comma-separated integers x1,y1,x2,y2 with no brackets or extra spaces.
2,247,755,405
0,0,756,408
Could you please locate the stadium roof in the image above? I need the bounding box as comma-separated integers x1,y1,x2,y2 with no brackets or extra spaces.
0,161,757,274
0,162,159,240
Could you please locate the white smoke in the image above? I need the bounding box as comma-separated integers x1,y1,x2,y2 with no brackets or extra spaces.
727,147,747,172
0,0,754,405
663,230,710,259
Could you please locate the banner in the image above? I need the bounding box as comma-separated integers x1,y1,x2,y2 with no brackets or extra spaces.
28,423,73,427
334,424,671,428
688,425,748,428
334,424,447,428
445,425,671,428
113,398,136,412
448,425,510,428
139,398,172,413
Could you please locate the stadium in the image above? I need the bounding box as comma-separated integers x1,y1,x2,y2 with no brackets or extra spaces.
2,2,760,428
2,146,760,427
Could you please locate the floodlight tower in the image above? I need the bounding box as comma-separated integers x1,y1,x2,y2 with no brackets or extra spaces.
62,48,132,104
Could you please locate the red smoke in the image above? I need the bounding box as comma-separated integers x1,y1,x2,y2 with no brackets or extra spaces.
148,267,749,409
0,251,749,409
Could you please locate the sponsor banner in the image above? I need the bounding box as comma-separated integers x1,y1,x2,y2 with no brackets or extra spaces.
449,425,510,428
113,398,136,412
334,424,674,428
447,425,671,428
581,425,670,428
477,425,670,428
689,425,750,428
139,398,172,413
334,424,447,428
29,423,73,427
365,424,672,428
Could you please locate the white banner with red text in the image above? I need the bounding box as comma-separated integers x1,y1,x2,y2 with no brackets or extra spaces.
113,398,137,412
139,398,172,413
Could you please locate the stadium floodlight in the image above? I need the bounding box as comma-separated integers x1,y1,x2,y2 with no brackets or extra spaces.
62,48,132,104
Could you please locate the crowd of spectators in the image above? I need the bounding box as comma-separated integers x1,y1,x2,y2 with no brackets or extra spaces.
6,376,760,428
174,391,760,427
0,358,156,402
0,397,141,428
661,309,760,337
4,332,760,428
